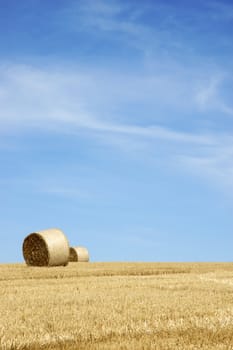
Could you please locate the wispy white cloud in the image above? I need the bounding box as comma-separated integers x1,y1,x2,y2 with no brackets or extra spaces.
0,175,92,200
177,140,233,195
208,0,233,21
60,0,233,61
66,0,141,33
82,120,214,145
0,63,216,146
219,104,233,117
195,75,233,117
60,0,172,56
39,186,90,200
195,77,221,110
56,0,233,127
1,62,233,196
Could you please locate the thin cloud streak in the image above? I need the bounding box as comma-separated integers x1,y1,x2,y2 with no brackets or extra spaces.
59,0,188,57
0,63,222,146
74,118,214,145
1,62,233,196
195,75,233,117
195,77,221,110
177,142,233,195
208,0,233,21
61,0,233,61
39,186,91,200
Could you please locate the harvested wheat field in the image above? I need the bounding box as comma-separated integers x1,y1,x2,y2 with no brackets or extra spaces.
1,263,233,350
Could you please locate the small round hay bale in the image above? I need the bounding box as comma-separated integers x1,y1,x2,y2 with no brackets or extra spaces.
23,228,69,267
69,246,89,262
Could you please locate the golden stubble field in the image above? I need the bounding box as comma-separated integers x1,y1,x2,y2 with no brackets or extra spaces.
1,262,233,350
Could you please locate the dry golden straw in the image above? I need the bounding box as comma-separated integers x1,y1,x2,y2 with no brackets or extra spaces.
69,246,89,262
23,228,70,267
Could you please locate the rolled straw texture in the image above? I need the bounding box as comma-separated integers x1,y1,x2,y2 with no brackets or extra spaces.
69,246,89,262
23,228,70,266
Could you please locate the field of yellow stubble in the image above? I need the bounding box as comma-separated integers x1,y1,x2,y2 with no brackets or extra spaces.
1,263,233,350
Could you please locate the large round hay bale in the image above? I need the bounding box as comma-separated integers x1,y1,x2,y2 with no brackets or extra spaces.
69,246,89,262
23,228,70,267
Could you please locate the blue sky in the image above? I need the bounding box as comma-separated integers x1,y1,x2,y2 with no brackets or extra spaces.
0,0,233,263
